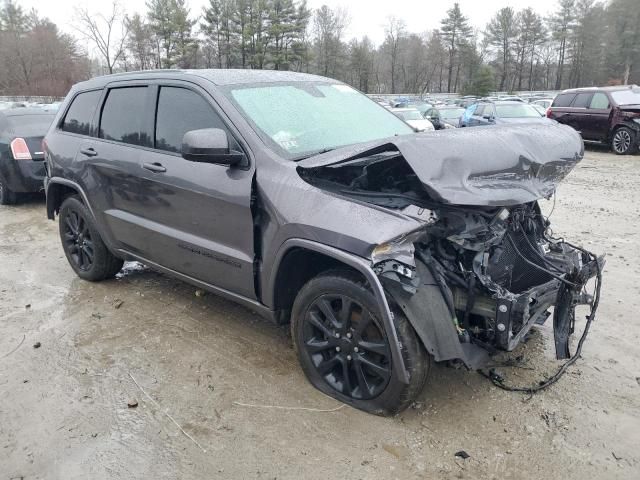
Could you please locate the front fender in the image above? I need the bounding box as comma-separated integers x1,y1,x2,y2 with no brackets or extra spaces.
268,238,410,384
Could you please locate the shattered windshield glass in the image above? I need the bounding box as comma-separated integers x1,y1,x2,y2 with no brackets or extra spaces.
225,82,414,160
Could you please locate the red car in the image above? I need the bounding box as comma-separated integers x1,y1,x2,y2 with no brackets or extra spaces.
547,85,640,155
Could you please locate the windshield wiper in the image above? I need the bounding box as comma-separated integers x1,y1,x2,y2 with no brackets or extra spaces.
292,147,337,162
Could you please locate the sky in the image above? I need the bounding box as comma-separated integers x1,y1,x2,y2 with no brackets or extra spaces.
19,0,561,46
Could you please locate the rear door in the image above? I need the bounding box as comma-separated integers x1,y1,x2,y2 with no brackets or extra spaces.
134,83,256,299
584,92,612,141
566,92,593,136
79,83,154,249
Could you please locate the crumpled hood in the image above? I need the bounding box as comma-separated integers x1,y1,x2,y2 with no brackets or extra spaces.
298,123,584,206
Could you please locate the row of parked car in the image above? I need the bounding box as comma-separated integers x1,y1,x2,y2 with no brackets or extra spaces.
375,85,640,155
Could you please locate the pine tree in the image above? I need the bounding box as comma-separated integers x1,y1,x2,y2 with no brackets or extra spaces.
440,3,472,93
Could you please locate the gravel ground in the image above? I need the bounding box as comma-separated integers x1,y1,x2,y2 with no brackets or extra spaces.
1,146,639,479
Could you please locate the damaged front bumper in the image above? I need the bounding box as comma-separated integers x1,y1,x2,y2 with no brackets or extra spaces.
453,255,601,355
372,203,603,370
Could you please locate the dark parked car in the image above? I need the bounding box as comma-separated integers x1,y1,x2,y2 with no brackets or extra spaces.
0,108,56,204
547,85,640,154
43,70,601,415
460,101,553,127
424,106,466,129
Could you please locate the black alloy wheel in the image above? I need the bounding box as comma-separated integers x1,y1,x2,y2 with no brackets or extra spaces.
292,270,430,415
58,195,123,281
301,293,391,400
62,208,95,271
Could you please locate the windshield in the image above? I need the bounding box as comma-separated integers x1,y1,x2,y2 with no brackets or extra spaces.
439,108,465,119
225,82,413,160
611,89,640,105
395,109,423,121
495,104,541,118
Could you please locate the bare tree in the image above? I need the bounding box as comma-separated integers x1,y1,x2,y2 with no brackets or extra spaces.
73,1,129,74
383,16,406,93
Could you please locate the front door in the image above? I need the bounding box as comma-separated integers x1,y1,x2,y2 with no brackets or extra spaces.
583,92,612,141
134,84,256,299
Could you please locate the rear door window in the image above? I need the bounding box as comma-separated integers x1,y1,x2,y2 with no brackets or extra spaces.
154,86,229,154
61,90,102,136
571,93,593,108
589,93,610,109
552,93,577,108
99,87,149,147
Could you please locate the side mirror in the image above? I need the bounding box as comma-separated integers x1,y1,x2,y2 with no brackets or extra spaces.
483,114,495,121
181,128,243,166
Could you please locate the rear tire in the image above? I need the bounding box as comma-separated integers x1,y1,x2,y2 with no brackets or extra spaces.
291,270,429,416
611,126,638,155
59,195,123,281
0,178,16,205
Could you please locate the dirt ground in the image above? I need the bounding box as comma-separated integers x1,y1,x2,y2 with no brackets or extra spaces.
1,146,639,480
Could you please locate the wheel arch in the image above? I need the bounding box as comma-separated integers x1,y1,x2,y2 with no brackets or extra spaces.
267,238,410,384
46,178,93,220
268,242,369,321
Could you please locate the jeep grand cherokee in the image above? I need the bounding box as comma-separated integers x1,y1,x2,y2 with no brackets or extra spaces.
43,70,602,415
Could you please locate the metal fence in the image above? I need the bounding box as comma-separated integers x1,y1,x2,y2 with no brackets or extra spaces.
0,95,64,103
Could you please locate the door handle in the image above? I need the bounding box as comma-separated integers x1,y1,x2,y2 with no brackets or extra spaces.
143,162,166,173
80,147,97,157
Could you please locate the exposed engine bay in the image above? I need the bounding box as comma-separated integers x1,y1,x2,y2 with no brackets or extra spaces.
299,147,603,374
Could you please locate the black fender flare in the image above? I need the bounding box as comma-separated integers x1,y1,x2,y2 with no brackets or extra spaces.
45,177,96,220
268,238,410,384
384,260,489,369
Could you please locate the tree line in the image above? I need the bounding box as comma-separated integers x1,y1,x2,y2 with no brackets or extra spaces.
1,0,639,97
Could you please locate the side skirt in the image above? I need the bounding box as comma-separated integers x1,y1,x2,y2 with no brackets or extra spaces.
117,249,277,323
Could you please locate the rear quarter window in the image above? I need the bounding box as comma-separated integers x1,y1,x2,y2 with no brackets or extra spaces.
61,90,102,136
552,93,577,108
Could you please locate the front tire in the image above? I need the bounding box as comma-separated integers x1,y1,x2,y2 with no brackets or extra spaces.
59,195,123,281
611,126,638,155
0,177,16,205
291,270,429,416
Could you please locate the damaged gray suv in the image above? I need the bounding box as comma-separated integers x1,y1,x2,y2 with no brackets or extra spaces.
43,70,601,415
